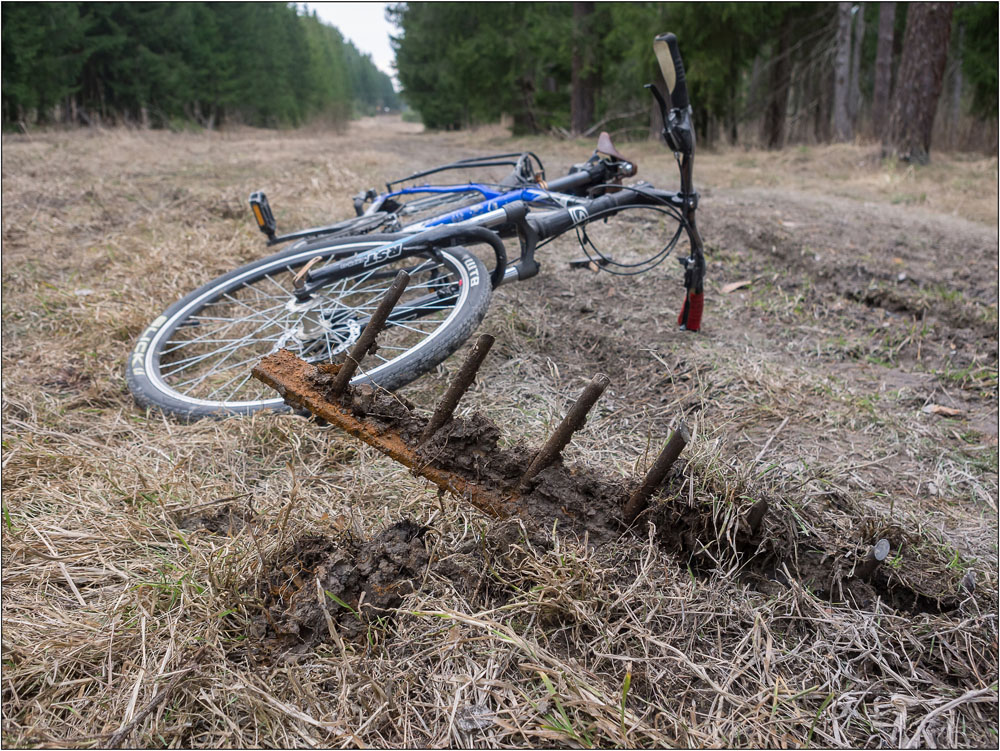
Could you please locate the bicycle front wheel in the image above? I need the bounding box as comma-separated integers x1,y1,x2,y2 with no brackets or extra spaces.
126,237,491,420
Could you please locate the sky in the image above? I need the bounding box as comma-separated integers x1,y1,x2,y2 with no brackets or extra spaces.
304,2,398,85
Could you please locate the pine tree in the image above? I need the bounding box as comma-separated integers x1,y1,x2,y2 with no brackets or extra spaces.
883,2,954,163
871,1,896,137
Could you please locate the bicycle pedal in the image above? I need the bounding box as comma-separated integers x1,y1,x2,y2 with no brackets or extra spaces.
569,257,609,272
249,190,277,242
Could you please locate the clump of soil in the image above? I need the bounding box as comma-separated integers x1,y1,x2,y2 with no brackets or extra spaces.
255,520,429,646
645,484,962,614
309,365,428,441
177,504,257,535
418,410,632,546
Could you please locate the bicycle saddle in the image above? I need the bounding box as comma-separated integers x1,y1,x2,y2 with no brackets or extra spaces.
596,132,637,176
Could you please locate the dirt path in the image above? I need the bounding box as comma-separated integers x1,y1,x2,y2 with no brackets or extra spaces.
2,121,997,748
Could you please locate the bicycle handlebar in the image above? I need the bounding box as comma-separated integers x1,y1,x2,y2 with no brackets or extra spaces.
655,33,690,111
526,183,665,241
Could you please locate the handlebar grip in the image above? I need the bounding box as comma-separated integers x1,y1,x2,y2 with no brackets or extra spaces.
527,184,654,240
655,33,689,111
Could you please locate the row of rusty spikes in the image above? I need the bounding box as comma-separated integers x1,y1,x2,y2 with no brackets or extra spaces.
254,270,721,527
252,271,908,583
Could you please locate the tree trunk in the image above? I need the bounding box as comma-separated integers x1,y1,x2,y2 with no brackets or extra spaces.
833,2,853,140
848,3,865,126
815,65,834,142
515,75,540,135
871,1,896,136
950,23,964,125
763,16,793,149
883,2,954,163
570,1,596,136
746,55,763,119
727,56,739,145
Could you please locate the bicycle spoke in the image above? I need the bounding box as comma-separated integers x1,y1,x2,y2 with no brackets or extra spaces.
165,303,292,363
263,273,291,296
205,366,257,401
391,320,438,337
161,305,292,376
149,247,469,406
172,350,270,392
160,301,289,353
161,331,280,378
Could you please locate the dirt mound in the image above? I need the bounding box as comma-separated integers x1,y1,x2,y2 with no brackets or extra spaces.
254,520,429,646
263,351,969,619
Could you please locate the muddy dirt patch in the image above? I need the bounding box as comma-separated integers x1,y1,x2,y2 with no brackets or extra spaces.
266,350,975,619
253,520,430,646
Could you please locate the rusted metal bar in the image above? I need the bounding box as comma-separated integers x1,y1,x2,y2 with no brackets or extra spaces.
421,333,495,441
330,269,410,395
746,498,769,535
518,373,610,490
854,538,890,580
252,349,519,519
622,423,690,524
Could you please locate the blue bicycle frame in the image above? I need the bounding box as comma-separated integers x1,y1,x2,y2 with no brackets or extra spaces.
381,184,581,230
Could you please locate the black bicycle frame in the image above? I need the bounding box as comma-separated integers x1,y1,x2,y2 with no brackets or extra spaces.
295,35,705,322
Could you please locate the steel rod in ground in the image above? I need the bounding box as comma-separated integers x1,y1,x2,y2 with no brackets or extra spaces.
330,269,410,395
518,373,610,490
746,497,769,535
421,333,495,441
854,538,890,580
622,423,690,524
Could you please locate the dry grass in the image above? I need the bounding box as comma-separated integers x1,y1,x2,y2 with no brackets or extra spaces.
2,118,997,748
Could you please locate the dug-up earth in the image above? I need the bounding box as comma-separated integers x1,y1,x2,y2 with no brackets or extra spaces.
2,116,997,748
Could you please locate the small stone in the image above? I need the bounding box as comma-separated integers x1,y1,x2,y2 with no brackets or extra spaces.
455,703,494,732
961,570,976,595
873,538,891,561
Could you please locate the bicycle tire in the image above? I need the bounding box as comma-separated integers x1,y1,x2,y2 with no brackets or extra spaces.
126,236,491,420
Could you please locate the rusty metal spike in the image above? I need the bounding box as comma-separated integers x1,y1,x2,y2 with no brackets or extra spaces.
330,269,410,394
421,333,495,441
854,538,891,580
252,350,518,519
622,423,690,525
518,373,610,490
746,498,769,536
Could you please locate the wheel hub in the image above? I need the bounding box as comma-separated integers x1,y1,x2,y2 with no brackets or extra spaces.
272,315,361,358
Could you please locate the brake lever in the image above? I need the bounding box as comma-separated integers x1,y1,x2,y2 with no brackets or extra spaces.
645,83,683,153
644,83,669,123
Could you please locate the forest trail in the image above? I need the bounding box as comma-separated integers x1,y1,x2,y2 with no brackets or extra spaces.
2,124,997,748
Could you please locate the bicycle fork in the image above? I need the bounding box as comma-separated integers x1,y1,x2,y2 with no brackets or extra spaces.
676,153,705,332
